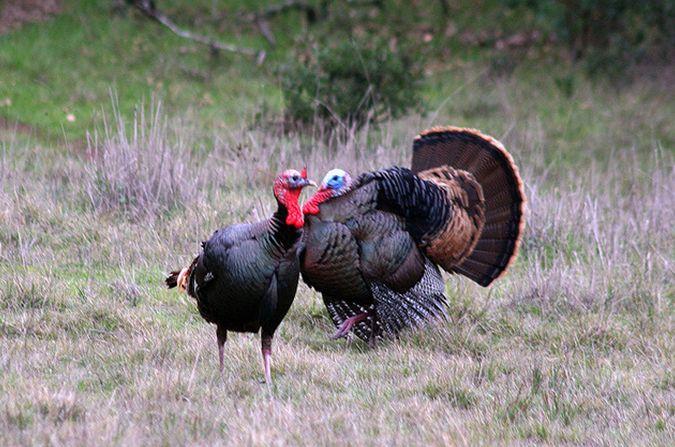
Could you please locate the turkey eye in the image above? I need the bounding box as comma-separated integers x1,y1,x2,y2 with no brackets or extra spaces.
291,175,299,181
332,176,339,181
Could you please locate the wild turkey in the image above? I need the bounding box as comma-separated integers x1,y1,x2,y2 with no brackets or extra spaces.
166,169,314,382
301,127,526,342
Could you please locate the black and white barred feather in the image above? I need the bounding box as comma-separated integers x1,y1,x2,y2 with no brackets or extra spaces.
324,301,378,341
324,259,447,342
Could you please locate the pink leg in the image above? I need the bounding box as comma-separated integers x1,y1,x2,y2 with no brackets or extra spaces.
261,334,273,384
216,326,227,373
331,312,369,339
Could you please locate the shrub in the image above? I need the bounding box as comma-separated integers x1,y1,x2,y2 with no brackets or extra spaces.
279,38,421,130
507,0,674,74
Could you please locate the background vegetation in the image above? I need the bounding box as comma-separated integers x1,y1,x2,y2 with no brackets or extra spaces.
0,0,672,445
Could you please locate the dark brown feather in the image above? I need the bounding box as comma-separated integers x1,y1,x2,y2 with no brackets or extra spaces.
165,270,180,289
412,126,526,286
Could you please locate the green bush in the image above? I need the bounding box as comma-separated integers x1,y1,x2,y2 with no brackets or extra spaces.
507,0,674,74
279,38,421,129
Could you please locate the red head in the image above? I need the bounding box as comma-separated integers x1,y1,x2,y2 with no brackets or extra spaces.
302,168,352,216
273,168,315,228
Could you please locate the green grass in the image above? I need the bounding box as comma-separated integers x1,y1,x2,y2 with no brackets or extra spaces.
0,1,674,445
1,92,672,443
0,0,290,140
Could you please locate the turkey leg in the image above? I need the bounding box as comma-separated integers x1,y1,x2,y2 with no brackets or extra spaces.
216,326,227,373
331,311,370,339
261,333,273,384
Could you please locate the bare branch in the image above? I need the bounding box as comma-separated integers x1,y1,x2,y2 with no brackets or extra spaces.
255,19,276,47
237,0,319,47
131,0,266,64
254,0,318,22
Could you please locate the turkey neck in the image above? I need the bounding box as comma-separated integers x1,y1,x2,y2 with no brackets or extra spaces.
268,196,303,251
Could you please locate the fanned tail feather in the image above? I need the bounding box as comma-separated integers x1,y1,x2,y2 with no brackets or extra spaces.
412,127,526,286
165,270,181,289
165,257,198,292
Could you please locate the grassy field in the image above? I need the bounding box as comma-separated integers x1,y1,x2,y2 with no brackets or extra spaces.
1,1,674,446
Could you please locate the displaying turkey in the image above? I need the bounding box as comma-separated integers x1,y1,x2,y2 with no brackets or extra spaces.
300,127,526,342
165,169,314,382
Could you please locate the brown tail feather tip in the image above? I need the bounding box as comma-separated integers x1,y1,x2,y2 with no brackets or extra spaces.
413,126,527,286
165,271,179,289
176,267,190,291
165,267,190,291
414,126,525,199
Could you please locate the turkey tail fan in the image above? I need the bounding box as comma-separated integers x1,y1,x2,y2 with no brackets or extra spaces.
165,270,181,289
165,256,198,292
412,127,526,287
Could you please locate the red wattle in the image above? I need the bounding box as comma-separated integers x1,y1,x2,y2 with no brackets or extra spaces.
302,188,333,215
285,201,304,229
282,187,305,229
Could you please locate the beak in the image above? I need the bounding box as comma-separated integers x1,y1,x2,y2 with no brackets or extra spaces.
301,179,317,188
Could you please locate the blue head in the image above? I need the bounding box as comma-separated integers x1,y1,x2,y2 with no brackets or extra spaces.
303,168,352,215
321,168,352,194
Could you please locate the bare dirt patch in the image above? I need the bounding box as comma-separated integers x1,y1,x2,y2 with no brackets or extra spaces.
0,0,62,35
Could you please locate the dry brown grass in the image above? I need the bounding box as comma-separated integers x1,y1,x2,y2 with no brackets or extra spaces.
0,79,673,445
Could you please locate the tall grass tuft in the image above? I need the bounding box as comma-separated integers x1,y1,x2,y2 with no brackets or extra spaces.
84,100,203,219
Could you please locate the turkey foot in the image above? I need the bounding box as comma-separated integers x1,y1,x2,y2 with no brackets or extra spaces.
331,312,369,339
